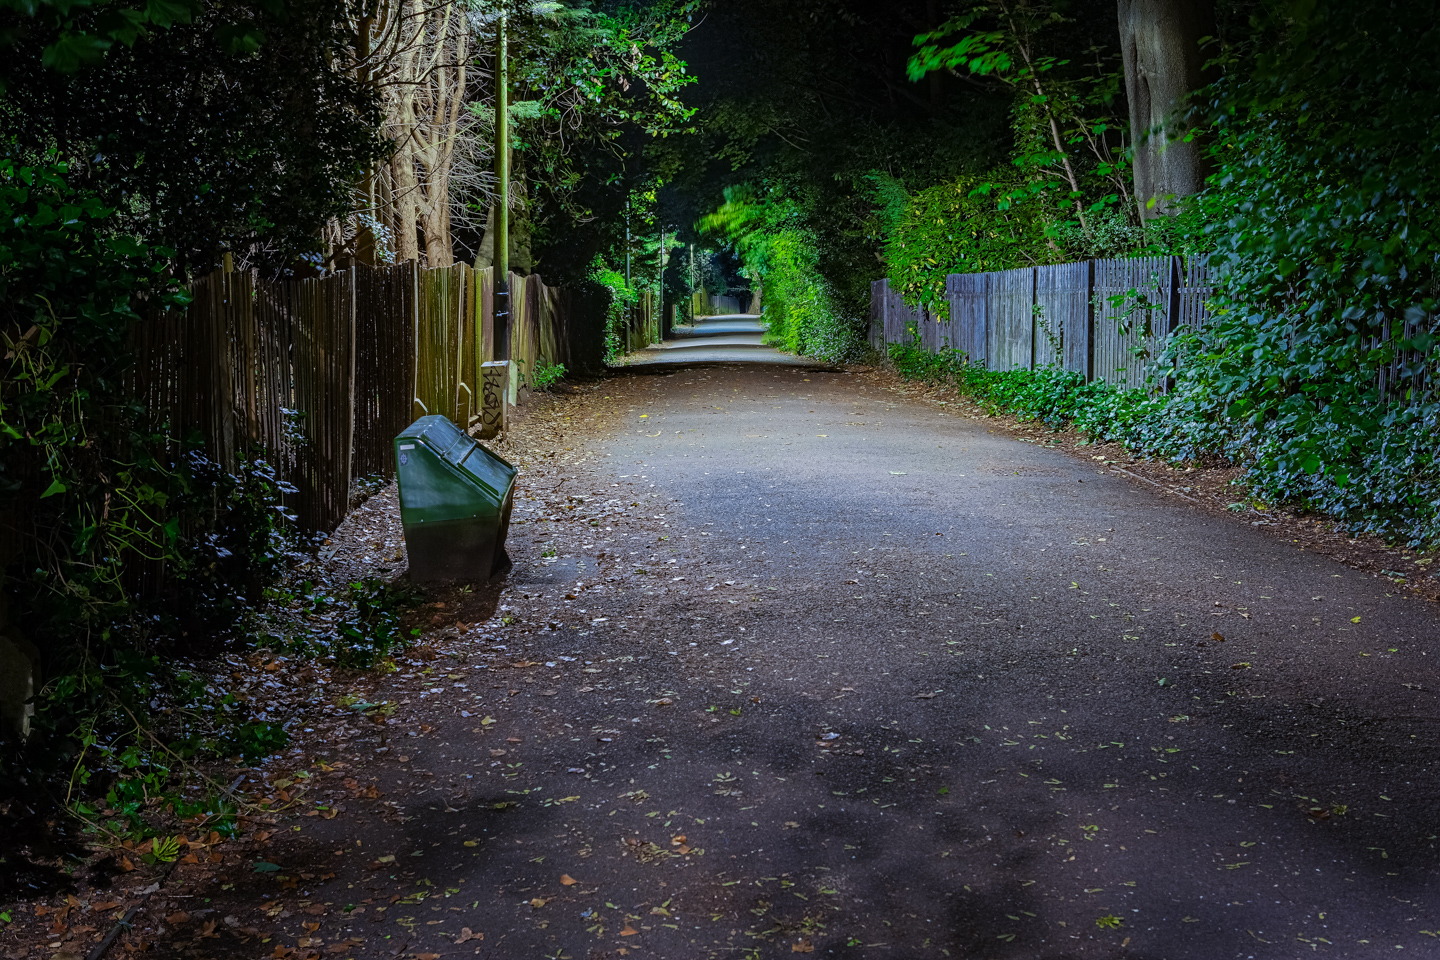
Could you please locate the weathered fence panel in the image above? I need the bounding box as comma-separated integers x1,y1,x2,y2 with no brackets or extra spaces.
872,254,1218,390
354,262,417,478
950,272,988,365
986,267,1035,373
1035,261,1092,378
139,258,603,540
1092,256,1173,390
287,273,356,532
1176,254,1213,332
869,279,885,351
414,263,476,428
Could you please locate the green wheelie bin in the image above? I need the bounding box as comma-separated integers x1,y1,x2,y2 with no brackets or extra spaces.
395,415,517,581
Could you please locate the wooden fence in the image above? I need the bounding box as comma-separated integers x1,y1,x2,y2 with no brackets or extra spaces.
137,262,606,534
615,290,662,354
871,255,1214,390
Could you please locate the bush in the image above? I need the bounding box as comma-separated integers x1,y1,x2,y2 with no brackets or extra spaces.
701,188,869,364
591,259,639,363
0,162,301,835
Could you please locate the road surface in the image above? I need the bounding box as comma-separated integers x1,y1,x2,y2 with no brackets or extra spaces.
182,362,1440,960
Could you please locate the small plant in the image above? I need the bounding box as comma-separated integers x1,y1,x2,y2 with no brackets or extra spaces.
222,720,290,763
1095,915,1123,929
150,835,183,863
531,361,566,391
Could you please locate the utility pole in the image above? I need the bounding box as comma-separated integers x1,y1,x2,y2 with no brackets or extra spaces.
493,6,510,360
481,5,511,439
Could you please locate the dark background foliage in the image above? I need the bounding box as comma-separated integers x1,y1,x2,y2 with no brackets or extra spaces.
0,0,387,276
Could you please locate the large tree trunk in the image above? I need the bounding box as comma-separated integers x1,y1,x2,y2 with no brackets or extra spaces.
1118,0,1215,218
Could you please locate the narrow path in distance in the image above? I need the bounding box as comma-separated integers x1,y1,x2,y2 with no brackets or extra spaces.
623,313,820,367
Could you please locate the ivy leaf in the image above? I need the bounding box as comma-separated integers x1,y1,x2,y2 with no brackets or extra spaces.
40,30,111,71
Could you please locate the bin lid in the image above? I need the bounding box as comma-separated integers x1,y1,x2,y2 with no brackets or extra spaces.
399,415,515,500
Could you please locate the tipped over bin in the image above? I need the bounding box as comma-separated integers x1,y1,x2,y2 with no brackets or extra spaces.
395,415,517,581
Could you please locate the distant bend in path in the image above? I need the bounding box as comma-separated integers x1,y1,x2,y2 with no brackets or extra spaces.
620,313,822,367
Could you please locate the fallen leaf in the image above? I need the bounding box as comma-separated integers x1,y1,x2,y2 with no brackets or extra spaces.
529,898,549,908
119,857,136,872
165,911,190,925
91,901,121,912
793,939,816,953
620,924,639,936
456,927,482,944
560,874,578,886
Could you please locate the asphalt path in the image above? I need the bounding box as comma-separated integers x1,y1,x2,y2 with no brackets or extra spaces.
261,362,1440,960
623,314,817,366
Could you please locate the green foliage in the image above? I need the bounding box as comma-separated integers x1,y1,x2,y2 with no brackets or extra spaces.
591,258,640,362
883,173,1060,314
1160,0,1440,544
893,0,1181,312
0,163,302,846
509,2,698,283
530,361,566,392
264,578,421,670
0,160,180,623
653,0,1016,321
0,0,211,74
888,341,1107,429
1,0,386,273
701,187,868,363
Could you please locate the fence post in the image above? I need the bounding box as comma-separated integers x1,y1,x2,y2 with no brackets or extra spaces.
1084,259,1096,382
1029,267,1038,371
1166,255,1182,336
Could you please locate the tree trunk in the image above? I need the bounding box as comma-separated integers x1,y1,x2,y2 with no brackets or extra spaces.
1118,0,1215,218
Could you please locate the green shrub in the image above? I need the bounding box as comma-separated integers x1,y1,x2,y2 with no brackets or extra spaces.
701,188,868,364
531,361,567,391
0,161,301,832
591,258,639,362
